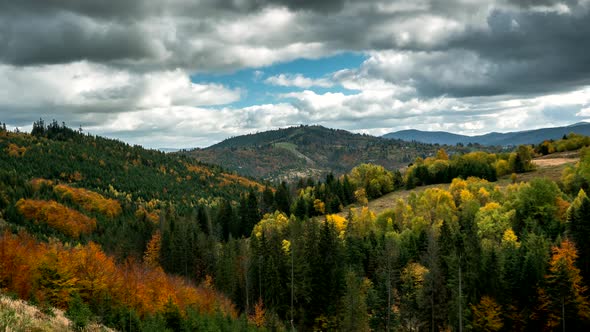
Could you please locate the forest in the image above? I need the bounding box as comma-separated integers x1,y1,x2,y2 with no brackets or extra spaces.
1,120,590,331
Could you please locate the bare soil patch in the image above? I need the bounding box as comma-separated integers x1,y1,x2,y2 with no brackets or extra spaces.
532,158,578,167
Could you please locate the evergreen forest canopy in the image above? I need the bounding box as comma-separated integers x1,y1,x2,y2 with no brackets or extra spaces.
1,120,590,331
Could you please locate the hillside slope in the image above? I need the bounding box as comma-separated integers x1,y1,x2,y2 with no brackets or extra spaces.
0,123,264,331
185,125,498,181
0,124,262,205
384,122,590,146
0,292,111,332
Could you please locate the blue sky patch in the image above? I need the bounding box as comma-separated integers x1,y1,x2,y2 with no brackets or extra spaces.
191,52,366,108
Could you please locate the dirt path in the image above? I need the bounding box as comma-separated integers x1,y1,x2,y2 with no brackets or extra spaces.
532,158,578,167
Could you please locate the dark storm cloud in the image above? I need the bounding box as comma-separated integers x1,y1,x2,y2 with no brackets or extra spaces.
0,13,158,65
342,1,590,98
1,0,590,106
204,0,356,13
0,0,147,21
505,0,580,8
255,0,352,12
441,6,590,97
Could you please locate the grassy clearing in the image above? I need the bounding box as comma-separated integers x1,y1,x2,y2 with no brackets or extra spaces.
498,153,577,186
338,152,579,217
273,142,298,152
337,183,449,217
0,292,111,332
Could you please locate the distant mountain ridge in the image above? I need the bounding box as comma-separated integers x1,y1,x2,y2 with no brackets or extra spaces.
383,122,590,146
184,125,497,181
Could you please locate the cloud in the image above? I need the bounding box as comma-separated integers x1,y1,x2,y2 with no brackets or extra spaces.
0,12,162,66
265,73,333,88
2,0,590,148
0,62,240,126
2,0,589,90
576,106,590,117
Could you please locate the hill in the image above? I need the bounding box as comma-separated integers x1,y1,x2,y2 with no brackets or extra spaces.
383,122,590,146
0,121,266,331
1,120,262,205
184,125,498,181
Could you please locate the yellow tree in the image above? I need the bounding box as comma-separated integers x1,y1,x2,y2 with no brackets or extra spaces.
471,296,503,332
144,231,162,268
536,240,590,330
436,148,449,160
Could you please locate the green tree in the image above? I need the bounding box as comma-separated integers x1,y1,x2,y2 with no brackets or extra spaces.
350,163,395,199
513,179,561,237
216,199,236,241
66,292,93,330
262,185,275,214
275,182,291,215
568,190,590,281
399,262,429,331
342,271,372,332
240,190,261,237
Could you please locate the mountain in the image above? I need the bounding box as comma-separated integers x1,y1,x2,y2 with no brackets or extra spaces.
184,125,497,181
383,122,590,146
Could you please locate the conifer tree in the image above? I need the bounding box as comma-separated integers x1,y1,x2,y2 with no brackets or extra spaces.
568,191,590,281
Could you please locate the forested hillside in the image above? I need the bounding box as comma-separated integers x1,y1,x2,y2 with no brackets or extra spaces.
0,121,267,331
185,125,501,181
3,121,590,331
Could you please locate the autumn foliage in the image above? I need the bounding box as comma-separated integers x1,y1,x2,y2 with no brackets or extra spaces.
0,231,236,318
53,184,121,218
185,163,213,177
29,178,54,191
6,143,26,157
249,298,266,328
219,173,265,191
470,296,503,332
536,240,590,329
16,199,97,238
143,231,162,268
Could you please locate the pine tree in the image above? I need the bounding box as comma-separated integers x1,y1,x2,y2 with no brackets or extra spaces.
568,191,590,281
216,199,236,241
342,271,372,332
66,292,93,329
196,205,210,235
262,186,275,214
275,182,291,215
421,230,448,331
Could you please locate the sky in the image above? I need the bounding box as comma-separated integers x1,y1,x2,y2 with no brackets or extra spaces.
1,0,590,149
